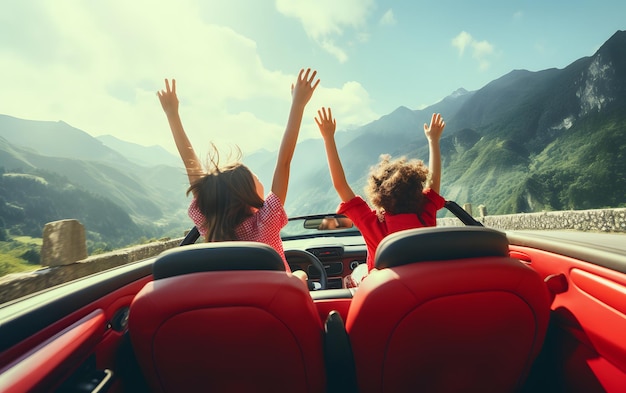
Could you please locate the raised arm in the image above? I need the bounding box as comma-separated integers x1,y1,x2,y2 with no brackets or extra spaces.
271,68,320,204
316,107,356,202
157,79,204,193
423,113,445,194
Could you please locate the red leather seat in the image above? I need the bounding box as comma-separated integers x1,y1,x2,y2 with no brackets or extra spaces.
129,242,326,393
345,227,551,393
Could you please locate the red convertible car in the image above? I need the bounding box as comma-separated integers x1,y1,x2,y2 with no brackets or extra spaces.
0,201,625,392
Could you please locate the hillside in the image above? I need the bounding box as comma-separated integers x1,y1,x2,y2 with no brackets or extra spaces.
439,30,626,214
0,116,129,164
1,30,625,246
0,126,191,247
0,167,147,250
275,30,626,216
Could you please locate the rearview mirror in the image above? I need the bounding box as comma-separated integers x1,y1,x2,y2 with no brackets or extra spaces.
303,216,354,230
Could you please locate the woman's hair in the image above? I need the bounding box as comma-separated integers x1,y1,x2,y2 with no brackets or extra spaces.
365,154,429,215
187,145,264,242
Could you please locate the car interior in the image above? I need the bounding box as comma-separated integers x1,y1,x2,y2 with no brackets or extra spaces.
0,201,625,392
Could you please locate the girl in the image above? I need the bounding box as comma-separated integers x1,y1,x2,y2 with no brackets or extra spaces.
315,107,446,286
158,69,319,280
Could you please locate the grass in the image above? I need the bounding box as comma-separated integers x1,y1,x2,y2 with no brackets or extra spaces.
13,236,43,246
0,236,43,277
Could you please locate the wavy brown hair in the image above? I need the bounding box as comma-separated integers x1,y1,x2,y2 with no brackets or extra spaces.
187,145,264,242
365,154,430,216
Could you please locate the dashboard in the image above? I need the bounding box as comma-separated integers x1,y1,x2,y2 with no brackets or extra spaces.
283,235,367,289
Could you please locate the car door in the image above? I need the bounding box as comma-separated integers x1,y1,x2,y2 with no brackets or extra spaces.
0,258,155,393
509,231,626,393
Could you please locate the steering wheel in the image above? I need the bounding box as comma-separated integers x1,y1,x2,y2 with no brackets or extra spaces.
284,249,328,290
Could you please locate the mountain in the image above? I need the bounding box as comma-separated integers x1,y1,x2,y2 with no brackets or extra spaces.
246,88,476,216
438,29,626,213
257,30,626,216
1,30,625,243
97,135,181,168
0,117,192,244
0,165,146,249
0,116,130,165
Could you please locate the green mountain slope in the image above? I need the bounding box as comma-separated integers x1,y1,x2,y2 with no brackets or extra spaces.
0,131,191,245
0,168,147,249
273,30,626,216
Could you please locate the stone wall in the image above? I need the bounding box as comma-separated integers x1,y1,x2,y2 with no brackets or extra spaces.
0,236,183,304
439,207,626,233
2,207,625,304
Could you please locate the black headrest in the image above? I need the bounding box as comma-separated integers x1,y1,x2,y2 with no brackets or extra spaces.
374,226,510,269
153,241,286,280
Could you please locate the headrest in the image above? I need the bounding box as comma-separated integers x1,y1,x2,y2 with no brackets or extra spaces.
375,226,510,269
153,241,286,280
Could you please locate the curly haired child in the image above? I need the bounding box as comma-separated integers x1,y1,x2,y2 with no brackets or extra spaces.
158,69,320,281
315,107,446,286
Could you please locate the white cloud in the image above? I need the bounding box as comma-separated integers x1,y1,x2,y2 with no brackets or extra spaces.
472,40,494,58
1,0,379,157
308,81,378,134
275,0,375,62
380,9,396,26
452,31,495,70
452,31,473,57
320,40,349,64
472,40,495,70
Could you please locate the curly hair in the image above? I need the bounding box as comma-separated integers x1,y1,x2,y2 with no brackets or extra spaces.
365,154,430,215
187,144,264,242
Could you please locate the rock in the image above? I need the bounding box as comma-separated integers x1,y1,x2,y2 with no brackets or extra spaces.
41,220,87,267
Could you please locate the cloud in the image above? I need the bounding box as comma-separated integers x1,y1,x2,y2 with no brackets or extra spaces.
275,0,375,62
452,31,473,57
472,40,495,70
2,1,285,153
379,9,396,26
452,31,495,70
1,1,379,157
320,40,349,64
308,81,378,134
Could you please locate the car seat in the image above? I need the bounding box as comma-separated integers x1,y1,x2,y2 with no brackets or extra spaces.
345,226,551,393
128,241,326,393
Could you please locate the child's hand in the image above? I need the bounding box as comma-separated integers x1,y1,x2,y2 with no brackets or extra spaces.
315,107,336,139
424,113,445,142
291,68,320,108
157,79,179,116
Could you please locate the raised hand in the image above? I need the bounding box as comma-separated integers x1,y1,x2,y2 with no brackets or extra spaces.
157,78,179,116
424,113,444,193
291,68,320,108
316,106,356,203
315,107,337,140
156,78,202,187
272,68,320,204
424,113,445,141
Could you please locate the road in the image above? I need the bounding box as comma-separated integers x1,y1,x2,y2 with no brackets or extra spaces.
512,230,626,254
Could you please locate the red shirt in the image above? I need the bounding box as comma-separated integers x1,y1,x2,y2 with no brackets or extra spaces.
337,188,445,271
188,192,291,271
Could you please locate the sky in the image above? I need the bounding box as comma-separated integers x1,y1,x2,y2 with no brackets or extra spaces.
1,0,625,158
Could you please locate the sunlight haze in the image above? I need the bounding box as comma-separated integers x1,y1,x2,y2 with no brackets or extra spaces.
1,0,625,158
